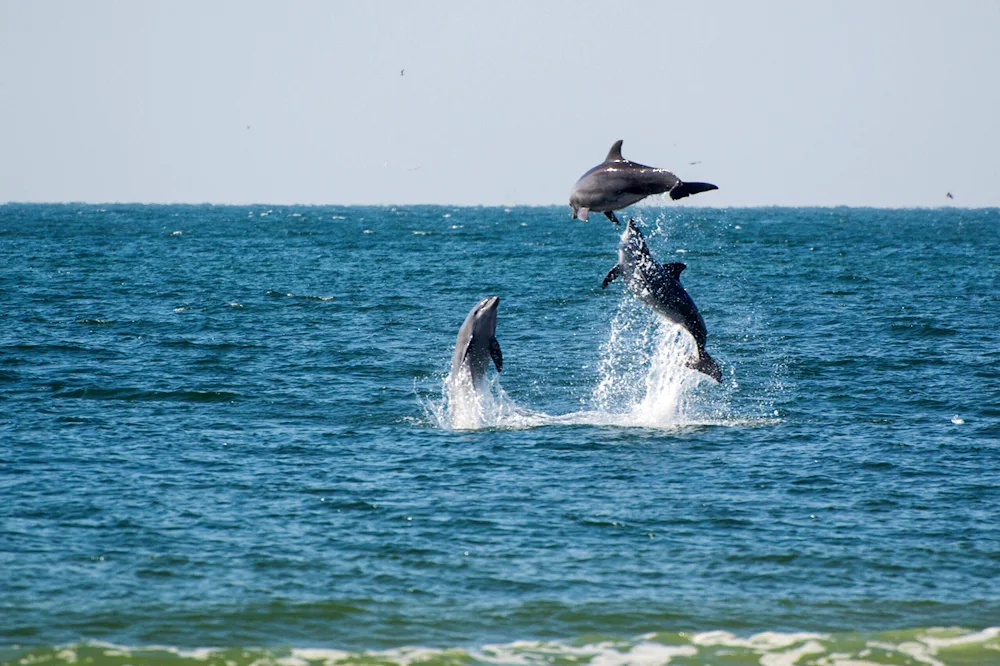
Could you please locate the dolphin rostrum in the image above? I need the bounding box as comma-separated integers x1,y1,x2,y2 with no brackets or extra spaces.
570,140,718,225
450,296,503,386
602,220,722,382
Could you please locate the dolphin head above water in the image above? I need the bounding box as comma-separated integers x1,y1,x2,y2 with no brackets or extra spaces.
612,218,669,281
619,218,651,262
570,140,718,224
450,296,503,386
471,295,499,338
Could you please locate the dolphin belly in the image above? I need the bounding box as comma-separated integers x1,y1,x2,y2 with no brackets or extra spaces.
571,172,649,213
581,190,649,213
629,274,704,344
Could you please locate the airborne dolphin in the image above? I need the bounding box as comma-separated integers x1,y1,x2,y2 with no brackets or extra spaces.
450,296,503,387
602,220,722,382
570,140,718,225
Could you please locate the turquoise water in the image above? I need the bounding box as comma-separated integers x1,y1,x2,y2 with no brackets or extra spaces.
2,204,999,665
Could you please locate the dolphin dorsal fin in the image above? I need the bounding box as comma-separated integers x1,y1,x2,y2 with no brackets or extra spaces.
605,140,625,162
662,262,686,279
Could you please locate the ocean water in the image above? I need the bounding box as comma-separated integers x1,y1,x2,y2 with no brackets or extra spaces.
2,203,999,665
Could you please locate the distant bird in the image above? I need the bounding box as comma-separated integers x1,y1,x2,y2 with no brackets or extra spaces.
246,125,250,130
689,161,702,165
400,69,404,76
946,192,954,199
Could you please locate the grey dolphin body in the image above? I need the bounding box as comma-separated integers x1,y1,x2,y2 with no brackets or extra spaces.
450,296,503,386
570,141,718,225
602,220,722,382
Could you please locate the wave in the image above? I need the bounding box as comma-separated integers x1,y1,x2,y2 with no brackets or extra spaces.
53,387,241,402
265,290,336,302
6,627,997,665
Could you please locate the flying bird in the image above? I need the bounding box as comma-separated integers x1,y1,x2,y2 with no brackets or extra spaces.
946,192,954,199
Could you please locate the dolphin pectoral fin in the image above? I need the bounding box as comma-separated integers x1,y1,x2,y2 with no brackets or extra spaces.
489,337,503,372
602,265,622,289
688,351,722,383
669,181,718,200
577,207,590,222
603,210,622,225
662,262,686,279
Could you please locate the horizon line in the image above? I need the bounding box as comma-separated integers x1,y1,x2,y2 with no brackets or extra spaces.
1,201,993,211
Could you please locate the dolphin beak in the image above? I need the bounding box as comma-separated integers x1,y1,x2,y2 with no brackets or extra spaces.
486,296,500,311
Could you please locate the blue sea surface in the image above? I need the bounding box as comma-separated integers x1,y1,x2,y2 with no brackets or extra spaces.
2,204,999,665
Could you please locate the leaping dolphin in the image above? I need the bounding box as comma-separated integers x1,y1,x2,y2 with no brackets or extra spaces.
602,220,722,383
450,296,503,386
570,140,718,225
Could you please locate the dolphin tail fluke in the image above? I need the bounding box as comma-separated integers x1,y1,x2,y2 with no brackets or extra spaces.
669,181,718,200
689,351,722,383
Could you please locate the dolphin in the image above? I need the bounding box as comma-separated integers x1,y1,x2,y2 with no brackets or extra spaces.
570,140,718,225
602,220,722,382
450,296,503,386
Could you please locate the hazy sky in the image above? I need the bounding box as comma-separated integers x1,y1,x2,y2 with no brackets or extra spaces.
2,1,999,207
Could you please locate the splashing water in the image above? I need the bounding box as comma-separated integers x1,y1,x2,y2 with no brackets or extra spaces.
423,293,732,431
626,321,705,427
424,209,750,432
425,368,546,431
571,293,721,428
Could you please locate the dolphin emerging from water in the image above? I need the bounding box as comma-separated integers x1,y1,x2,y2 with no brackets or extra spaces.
450,296,503,386
602,220,721,382
570,140,718,225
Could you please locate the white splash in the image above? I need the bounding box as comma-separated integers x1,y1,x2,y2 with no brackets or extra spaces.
423,300,737,432
585,294,718,428
426,368,546,431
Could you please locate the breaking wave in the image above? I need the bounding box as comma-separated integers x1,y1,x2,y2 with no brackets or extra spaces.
8,627,998,665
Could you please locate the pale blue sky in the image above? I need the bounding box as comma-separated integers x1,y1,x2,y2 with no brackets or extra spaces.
2,1,998,206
